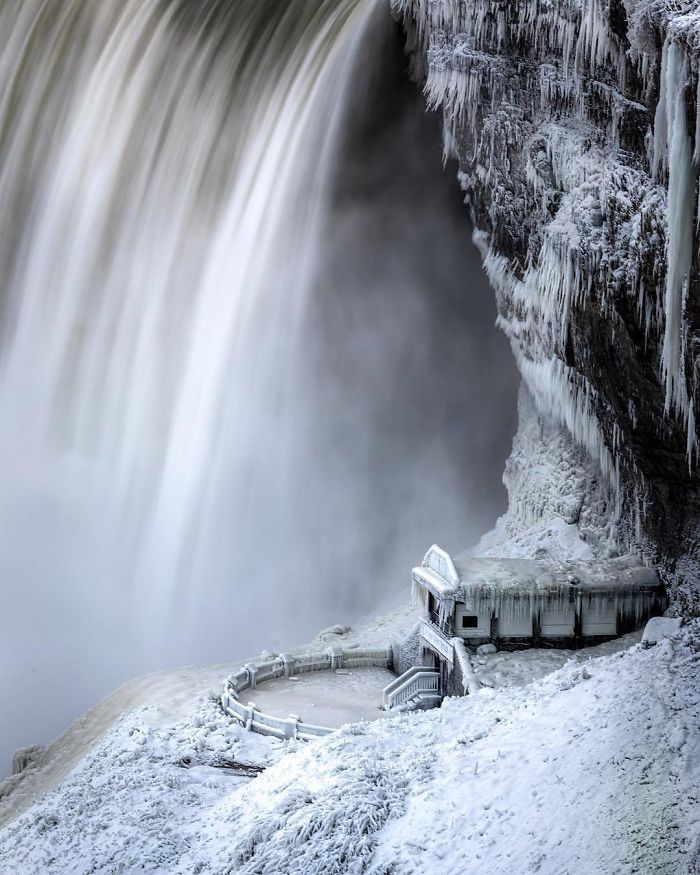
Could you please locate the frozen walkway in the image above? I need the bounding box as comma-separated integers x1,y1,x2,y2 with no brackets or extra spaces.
241,668,396,728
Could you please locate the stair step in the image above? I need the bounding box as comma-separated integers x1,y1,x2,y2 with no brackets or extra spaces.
392,692,442,713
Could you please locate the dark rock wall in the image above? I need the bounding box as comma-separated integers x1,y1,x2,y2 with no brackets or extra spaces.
393,0,700,612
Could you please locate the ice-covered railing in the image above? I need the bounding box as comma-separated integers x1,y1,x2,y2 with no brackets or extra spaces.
221,645,393,741
381,666,440,710
413,545,460,628
451,637,481,695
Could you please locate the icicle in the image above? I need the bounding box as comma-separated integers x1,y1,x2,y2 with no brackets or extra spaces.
687,406,697,472
653,40,671,181
411,575,424,608
695,70,700,231
575,0,625,84
658,42,697,422
535,232,581,348
694,68,700,167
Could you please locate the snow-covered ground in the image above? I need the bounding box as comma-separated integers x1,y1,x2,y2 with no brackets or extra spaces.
0,598,417,829
244,668,396,727
471,631,643,689
1,615,698,874
0,660,252,829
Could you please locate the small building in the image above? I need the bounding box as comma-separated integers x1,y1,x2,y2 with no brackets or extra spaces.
412,545,666,695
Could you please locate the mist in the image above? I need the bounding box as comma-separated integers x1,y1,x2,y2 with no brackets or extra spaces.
0,8,518,777
285,25,521,616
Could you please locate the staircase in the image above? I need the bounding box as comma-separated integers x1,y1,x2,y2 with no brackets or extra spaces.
382,666,441,712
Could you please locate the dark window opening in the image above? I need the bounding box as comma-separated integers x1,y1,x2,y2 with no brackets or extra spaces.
462,615,479,629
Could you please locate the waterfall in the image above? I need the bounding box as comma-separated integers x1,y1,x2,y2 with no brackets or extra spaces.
0,0,382,617
0,0,518,772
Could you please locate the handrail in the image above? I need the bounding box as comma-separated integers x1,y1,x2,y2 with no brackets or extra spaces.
222,644,394,740
222,693,334,741
419,617,454,665
380,665,427,702
451,637,481,695
382,668,439,711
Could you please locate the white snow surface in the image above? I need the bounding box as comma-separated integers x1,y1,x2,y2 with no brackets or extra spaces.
1,619,699,873
474,385,619,562
240,667,396,727
0,661,268,830
477,515,595,561
471,631,643,689
0,600,418,828
643,616,685,645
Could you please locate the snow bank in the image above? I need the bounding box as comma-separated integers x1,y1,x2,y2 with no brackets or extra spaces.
642,616,684,645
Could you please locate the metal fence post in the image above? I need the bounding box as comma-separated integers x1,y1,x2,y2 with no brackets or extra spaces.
245,703,256,731
244,663,258,689
327,646,343,670
280,653,296,678
288,714,301,740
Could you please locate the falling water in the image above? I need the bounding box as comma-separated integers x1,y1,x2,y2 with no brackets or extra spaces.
0,0,382,597
0,0,518,770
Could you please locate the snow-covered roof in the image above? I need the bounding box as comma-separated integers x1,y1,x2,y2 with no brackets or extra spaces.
414,546,662,601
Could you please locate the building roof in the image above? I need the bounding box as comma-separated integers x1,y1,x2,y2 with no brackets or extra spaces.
413,545,662,602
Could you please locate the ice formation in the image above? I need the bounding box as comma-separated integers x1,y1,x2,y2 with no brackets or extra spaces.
392,0,700,607
655,39,698,430
419,543,664,626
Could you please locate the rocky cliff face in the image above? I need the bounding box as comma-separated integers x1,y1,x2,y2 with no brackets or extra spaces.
393,0,700,611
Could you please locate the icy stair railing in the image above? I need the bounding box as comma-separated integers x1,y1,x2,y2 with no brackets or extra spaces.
221,645,393,741
380,637,481,710
381,665,440,711
451,637,481,696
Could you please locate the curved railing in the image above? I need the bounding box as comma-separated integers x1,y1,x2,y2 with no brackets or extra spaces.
221,645,393,741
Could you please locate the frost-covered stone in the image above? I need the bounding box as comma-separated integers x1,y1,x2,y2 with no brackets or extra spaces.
476,643,497,656
393,0,700,610
11,746,44,777
317,625,352,641
642,616,683,646
476,385,618,560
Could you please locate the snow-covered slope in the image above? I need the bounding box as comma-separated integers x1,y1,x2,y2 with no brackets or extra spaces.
0,621,698,873
0,661,256,830
0,600,418,829
392,0,700,610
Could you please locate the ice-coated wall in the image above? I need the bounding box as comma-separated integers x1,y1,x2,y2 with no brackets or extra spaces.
393,0,700,611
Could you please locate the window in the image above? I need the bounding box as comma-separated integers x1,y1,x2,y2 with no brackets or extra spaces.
461,615,479,629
